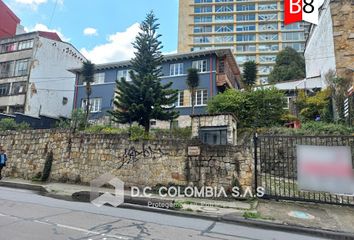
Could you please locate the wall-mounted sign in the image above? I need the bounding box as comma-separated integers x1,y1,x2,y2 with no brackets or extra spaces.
297,145,354,195
188,146,200,156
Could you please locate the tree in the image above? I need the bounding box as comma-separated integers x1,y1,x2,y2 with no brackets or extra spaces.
110,11,178,133
242,60,257,88
81,61,95,124
268,47,305,83
207,88,285,128
186,68,200,114
295,89,331,121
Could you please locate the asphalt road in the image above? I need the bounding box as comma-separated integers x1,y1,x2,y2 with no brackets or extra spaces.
0,186,327,240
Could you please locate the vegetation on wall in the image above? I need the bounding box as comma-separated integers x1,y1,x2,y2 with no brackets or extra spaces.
0,118,30,131
207,88,285,128
56,109,86,132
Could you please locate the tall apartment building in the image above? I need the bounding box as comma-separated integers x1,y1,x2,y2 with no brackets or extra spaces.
178,0,309,84
0,31,86,118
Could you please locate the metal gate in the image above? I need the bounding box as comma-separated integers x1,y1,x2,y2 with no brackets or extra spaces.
254,135,354,206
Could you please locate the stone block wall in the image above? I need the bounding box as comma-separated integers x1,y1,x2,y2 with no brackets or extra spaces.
0,130,254,191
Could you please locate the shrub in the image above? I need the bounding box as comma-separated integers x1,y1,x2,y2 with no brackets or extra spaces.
0,118,30,131
56,109,86,131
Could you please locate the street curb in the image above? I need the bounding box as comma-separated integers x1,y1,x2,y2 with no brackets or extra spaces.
1,181,354,240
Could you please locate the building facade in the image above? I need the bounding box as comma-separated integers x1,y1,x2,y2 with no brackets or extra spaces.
0,0,21,38
178,0,309,84
0,31,86,118
72,49,242,128
305,0,354,85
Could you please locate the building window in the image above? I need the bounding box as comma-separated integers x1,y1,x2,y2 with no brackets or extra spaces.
170,63,184,76
194,0,212,3
236,34,256,42
81,98,102,113
216,5,234,12
194,36,211,44
200,127,227,145
117,69,131,81
258,3,277,10
259,23,278,31
258,13,277,21
194,25,212,33
259,34,279,41
215,25,233,33
18,40,34,51
259,55,277,63
12,82,27,95
93,72,105,84
215,15,234,22
215,35,234,43
195,89,208,106
259,44,279,52
14,59,29,77
192,60,208,72
176,91,184,107
0,61,15,78
194,16,212,23
236,14,256,22
236,44,256,52
0,42,17,53
236,55,256,64
194,6,212,13
236,24,256,32
283,43,304,52
282,32,304,41
236,4,255,11
0,83,10,97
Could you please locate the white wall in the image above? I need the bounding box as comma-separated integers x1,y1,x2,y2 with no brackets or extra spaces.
304,0,336,86
25,37,84,118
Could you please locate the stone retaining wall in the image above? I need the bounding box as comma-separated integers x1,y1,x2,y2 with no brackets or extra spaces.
0,130,254,191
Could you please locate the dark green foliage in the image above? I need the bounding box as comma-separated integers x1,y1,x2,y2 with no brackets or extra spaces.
0,118,30,131
41,151,53,182
81,61,95,123
186,68,200,114
242,61,257,88
56,109,86,132
207,88,286,128
269,47,305,83
110,11,178,133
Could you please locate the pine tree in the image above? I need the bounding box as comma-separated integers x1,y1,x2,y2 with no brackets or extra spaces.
110,11,178,133
81,61,95,125
186,68,200,115
242,60,257,89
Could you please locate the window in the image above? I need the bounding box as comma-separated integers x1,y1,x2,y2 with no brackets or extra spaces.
14,59,29,76
12,82,27,95
215,35,233,43
117,69,131,81
236,14,255,21
259,55,276,63
0,61,15,78
236,4,255,11
18,40,34,50
258,14,277,21
215,25,233,33
236,55,256,64
259,66,273,74
259,23,278,31
258,3,277,10
194,25,212,33
81,98,102,113
215,15,234,22
176,91,184,107
259,44,279,52
260,77,269,85
236,34,256,42
194,16,212,23
194,36,211,43
195,89,208,106
236,24,256,32
259,33,278,41
194,6,212,13
0,83,10,97
283,43,304,52
282,32,304,41
170,63,184,76
200,127,227,145
195,0,212,3
282,22,302,30
215,5,233,12
236,44,256,52
0,42,17,53
192,60,208,72
93,72,105,84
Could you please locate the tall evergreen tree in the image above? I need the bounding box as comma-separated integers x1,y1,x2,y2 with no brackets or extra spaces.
186,68,200,115
242,60,257,89
268,47,305,83
110,11,178,133
81,61,95,124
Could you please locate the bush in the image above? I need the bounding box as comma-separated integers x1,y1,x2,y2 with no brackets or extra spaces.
0,118,30,131
56,109,86,131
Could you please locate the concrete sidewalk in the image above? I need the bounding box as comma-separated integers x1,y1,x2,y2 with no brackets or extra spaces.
1,178,354,239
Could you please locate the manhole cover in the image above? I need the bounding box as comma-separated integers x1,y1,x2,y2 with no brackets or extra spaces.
288,211,315,220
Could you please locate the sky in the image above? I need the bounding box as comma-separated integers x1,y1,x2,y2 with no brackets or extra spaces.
4,0,179,64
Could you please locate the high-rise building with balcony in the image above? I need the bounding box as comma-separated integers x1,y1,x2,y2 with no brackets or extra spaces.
178,0,309,84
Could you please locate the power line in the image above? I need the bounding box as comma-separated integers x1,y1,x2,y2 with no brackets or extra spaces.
48,0,59,28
